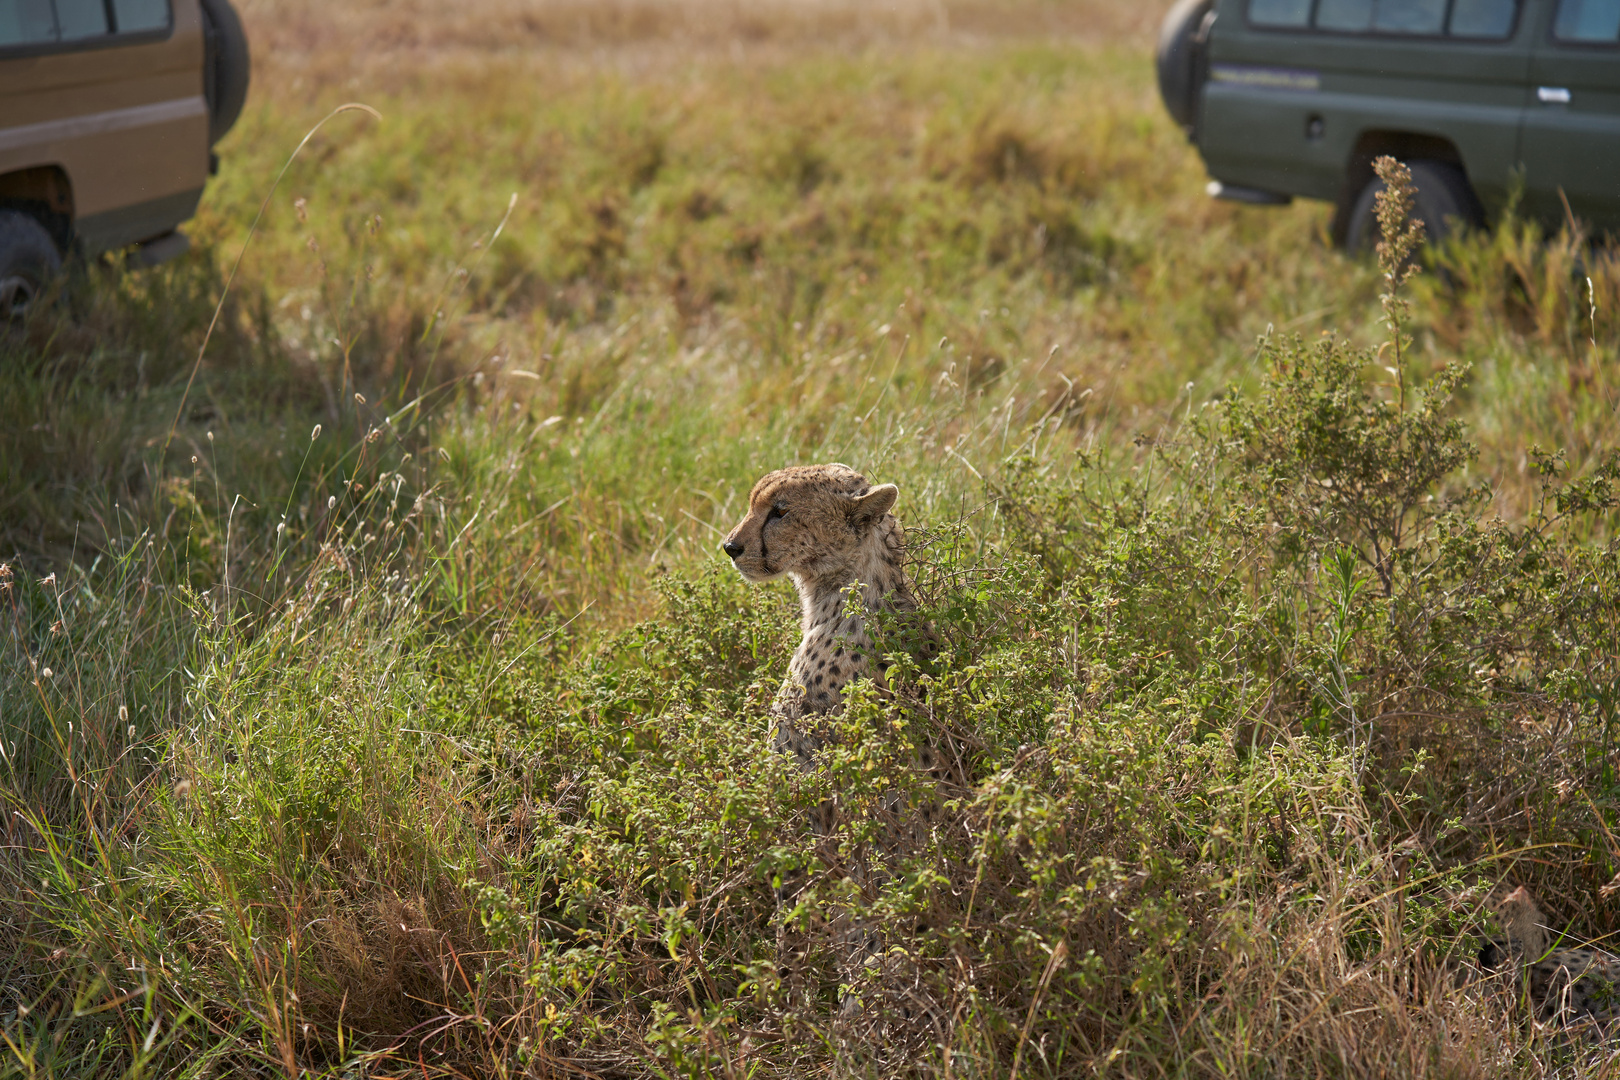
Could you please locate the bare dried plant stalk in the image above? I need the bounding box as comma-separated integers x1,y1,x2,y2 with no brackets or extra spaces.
1373,155,1424,414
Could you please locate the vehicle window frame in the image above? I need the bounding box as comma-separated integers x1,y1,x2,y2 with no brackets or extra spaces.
0,0,174,60
1243,0,1524,39
1548,0,1620,46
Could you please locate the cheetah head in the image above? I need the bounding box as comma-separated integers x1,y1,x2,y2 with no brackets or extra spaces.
721,463,898,585
1493,885,1549,958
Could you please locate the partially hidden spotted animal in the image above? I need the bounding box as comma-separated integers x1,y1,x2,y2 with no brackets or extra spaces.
1481,885,1620,1026
721,463,960,1018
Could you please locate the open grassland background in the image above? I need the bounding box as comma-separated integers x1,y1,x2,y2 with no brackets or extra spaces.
237,0,1160,60
3,1,1620,1076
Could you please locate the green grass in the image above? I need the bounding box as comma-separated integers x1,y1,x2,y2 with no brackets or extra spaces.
3,32,1620,1079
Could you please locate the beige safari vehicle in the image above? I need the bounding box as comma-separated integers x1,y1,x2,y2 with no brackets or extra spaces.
0,0,248,316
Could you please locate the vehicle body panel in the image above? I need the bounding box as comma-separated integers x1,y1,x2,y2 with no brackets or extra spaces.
1186,0,1620,235
1203,3,1532,209
1521,2,1620,224
0,1,209,254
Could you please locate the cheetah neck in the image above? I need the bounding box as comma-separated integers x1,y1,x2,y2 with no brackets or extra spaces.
1490,887,1552,964
795,514,913,622
778,514,914,718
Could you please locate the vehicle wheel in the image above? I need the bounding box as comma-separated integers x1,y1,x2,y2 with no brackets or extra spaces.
1344,160,1483,253
201,0,251,146
1156,0,1215,137
0,210,62,319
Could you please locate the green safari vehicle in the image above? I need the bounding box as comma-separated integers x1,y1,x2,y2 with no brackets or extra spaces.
1157,0,1620,245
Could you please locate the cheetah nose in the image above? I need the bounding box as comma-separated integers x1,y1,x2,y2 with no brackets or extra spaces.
722,539,745,560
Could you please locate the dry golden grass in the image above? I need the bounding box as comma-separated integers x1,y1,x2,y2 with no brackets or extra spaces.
238,0,1164,76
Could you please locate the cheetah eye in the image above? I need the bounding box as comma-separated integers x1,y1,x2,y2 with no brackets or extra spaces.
766,504,787,522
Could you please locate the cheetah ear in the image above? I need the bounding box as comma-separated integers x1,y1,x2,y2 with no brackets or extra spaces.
849,484,898,527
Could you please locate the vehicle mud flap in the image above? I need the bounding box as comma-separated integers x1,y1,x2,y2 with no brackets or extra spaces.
128,230,192,269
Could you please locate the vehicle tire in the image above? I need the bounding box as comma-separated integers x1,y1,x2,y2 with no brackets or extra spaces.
1157,0,1215,137
201,0,251,146
0,210,62,319
1344,160,1483,253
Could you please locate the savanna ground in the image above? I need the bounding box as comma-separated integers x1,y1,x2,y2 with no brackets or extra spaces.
3,1,1620,1075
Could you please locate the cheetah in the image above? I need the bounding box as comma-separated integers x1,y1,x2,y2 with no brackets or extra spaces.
721,463,960,1018
1481,885,1620,1027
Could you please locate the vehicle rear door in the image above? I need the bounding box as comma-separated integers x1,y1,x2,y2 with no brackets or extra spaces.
1520,0,1620,232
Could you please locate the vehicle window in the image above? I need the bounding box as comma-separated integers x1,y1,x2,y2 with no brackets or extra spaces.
1373,0,1447,32
1315,0,1452,32
111,0,169,32
1251,0,1521,35
1316,0,1375,30
1250,0,1312,26
0,0,57,45
1554,0,1620,41
0,0,170,47
1449,0,1517,35
55,0,109,38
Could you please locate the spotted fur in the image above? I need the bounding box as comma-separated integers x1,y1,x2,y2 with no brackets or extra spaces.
722,463,915,757
1482,886,1620,1025
723,463,957,1019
